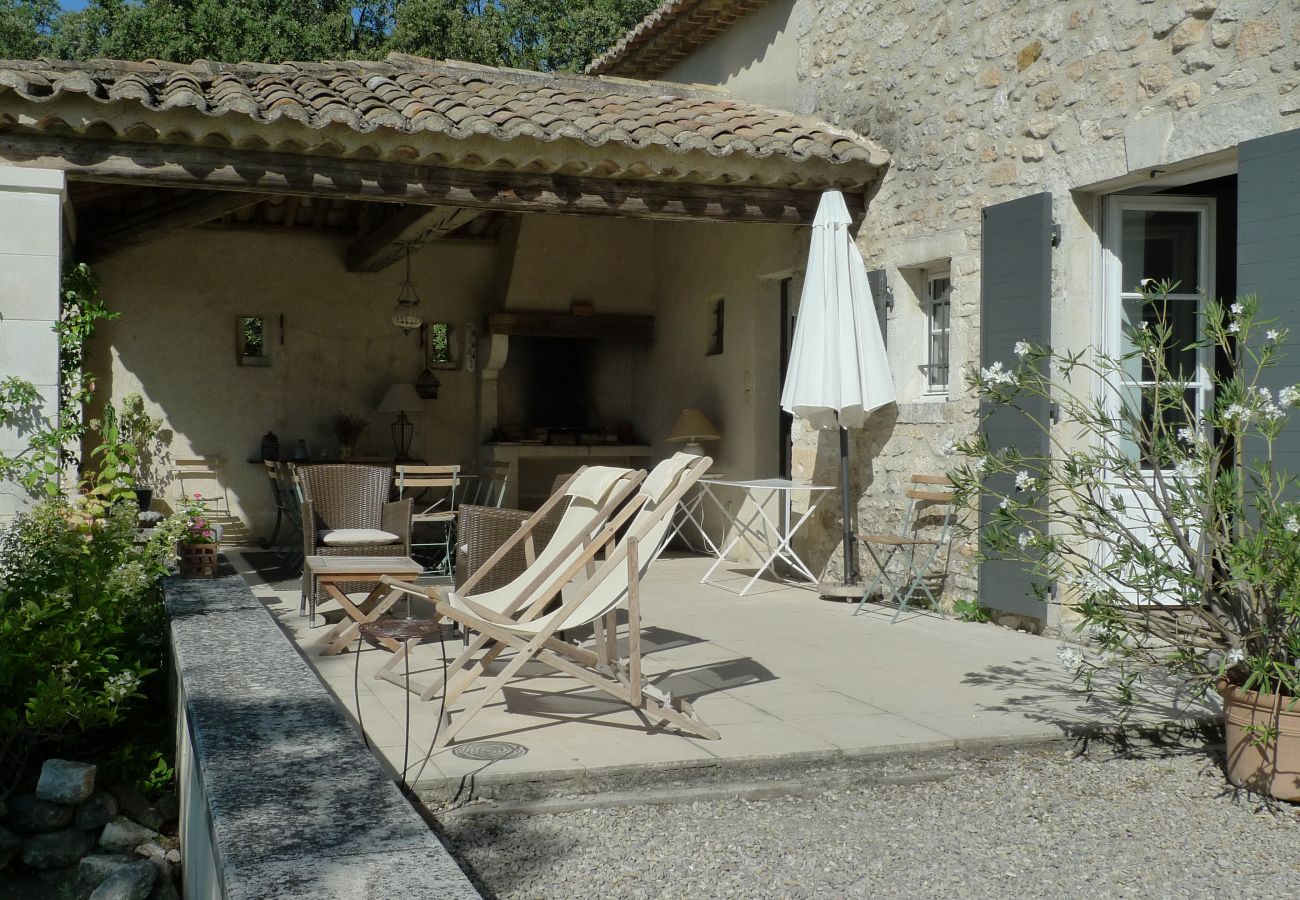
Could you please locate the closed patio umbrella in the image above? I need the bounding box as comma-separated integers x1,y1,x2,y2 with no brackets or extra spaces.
780,189,895,592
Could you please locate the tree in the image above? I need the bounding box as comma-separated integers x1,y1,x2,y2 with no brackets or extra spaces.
0,0,58,58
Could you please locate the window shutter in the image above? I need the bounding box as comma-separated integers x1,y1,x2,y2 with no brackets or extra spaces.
979,192,1053,618
866,268,890,346
1239,129,1300,483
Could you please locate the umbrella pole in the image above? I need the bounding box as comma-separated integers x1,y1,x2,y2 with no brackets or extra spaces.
839,423,857,585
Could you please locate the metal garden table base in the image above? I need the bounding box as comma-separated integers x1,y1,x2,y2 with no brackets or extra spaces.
698,477,834,596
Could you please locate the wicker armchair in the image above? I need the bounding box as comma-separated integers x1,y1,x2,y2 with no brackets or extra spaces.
455,474,571,594
298,464,411,617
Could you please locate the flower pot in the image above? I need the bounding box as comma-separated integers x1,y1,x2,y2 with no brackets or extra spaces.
177,542,220,579
1219,678,1300,801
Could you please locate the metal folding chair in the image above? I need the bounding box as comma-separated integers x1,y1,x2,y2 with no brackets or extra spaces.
855,475,956,622
395,464,460,577
171,457,230,517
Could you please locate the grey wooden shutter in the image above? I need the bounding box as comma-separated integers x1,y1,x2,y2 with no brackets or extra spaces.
867,268,890,345
1239,128,1300,484
979,192,1053,618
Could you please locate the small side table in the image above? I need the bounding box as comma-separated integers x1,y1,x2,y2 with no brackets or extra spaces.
307,555,424,656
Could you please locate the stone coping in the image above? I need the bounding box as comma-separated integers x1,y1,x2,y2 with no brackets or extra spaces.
165,573,479,900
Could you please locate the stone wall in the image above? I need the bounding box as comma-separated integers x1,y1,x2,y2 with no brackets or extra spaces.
790,0,1300,615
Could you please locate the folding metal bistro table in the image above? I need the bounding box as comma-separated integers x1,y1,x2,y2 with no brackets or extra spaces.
698,477,834,596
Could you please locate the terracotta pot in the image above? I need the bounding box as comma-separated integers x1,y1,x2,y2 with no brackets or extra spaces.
177,542,220,579
1219,677,1300,801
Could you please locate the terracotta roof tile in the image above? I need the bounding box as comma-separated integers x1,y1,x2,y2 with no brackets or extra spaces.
0,56,886,187
590,0,766,79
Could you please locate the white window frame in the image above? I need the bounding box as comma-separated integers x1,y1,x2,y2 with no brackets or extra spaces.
921,270,951,397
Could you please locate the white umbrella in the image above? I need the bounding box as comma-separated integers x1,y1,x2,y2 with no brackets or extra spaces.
780,189,895,588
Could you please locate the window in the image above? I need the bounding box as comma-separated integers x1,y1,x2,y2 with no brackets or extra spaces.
922,272,951,395
707,298,725,356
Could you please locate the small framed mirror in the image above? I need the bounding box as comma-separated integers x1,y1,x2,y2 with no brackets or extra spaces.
424,321,459,369
238,315,271,367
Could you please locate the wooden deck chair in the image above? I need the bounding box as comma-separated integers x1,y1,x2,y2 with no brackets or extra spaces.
380,453,717,748
323,465,643,656
855,475,956,622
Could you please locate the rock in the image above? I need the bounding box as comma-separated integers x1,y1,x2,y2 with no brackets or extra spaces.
0,823,22,868
21,828,96,869
89,861,156,900
76,790,121,831
79,853,141,891
5,794,76,833
149,871,181,900
154,793,178,826
164,848,180,864
37,759,98,805
107,784,164,832
99,816,158,853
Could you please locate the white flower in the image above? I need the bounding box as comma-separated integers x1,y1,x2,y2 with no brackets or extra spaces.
1280,386,1300,407
1014,469,1033,491
999,497,1011,510
1139,278,1156,289
1177,426,1201,445
1137,321,1149,332
1056,644,1084,671
1013,340,1031,359
980,361,1016,387
1173,458,1199,481
1017,531,1032,550
1227,321,1241,334
1267,329,1281,342
104,671,140,702
1230,302,1245,316
1286,515,1300,534
1223,403,1251,422
1226,647,1245,665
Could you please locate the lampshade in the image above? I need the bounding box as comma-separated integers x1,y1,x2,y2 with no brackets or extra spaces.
667,409,721,449
377,383,424,413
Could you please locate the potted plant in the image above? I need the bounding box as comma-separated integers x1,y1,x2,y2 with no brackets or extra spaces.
117,392,166,511
333,413,367,461
951,283,1300,800
174,493,220,578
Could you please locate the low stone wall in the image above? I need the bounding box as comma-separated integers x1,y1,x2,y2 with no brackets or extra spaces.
166,573,479,900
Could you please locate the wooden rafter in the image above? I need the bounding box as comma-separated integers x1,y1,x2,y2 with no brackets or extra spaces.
0,134,861,226
346,205,482,273
81,189,268,260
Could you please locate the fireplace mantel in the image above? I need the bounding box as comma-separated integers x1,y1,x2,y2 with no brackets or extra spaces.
484,442,653,507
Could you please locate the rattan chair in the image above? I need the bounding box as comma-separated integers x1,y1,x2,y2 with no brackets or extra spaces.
454,473,571,593
298,464,411,620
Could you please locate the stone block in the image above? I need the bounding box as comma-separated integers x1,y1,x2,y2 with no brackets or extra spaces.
5,794,76,833
0,255,60,321
37,759,98,805
1235,19,1283,57
0,191,61,257
1215,68,1258,89
79,853,140,890
1171,18,1206,52
99,816,158,853
89,860,156,900
76,791,120,831
0,317,59,385
21,828,96,869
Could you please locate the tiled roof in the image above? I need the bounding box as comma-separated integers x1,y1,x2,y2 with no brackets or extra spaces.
0,55,886,189
588,0,765,79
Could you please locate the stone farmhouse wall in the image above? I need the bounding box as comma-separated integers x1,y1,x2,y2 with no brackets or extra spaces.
786,0,1299,620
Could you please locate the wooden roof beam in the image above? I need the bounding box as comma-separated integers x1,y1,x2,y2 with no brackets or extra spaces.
81,189,268,260
346,204,481,272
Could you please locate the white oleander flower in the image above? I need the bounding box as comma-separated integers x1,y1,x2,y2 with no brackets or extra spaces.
980,361,1016,386
1014,469,1033,491
1013,340,1031,359
1177,426,1201,445
1286,515,1300,534
1226,647,1245,665
1227,321,1241,334
999,497,1011,510
1223,403,1251,422
1056,644,1084,671
1280,386,1300,407
1267,329,1281,342
1137,321,1149,332
1173,459,1199,481
1230,302,1245,316
1139,278,1156,289
1017,531,1032,550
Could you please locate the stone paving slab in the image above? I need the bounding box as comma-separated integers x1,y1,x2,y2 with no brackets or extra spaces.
230,551,1216,803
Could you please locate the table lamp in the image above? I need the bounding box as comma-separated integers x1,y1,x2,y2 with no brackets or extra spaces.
666,409,721,456
377,383,423,460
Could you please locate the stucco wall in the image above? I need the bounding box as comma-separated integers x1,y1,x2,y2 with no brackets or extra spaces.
89,228,499,534
661,0,813,113
666,0,1300,617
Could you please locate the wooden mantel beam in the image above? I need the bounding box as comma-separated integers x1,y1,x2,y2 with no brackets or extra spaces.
0,133,859,225
82,189,267,260
346,205,481,272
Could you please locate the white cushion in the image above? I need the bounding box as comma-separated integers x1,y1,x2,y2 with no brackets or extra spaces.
318,528,400,546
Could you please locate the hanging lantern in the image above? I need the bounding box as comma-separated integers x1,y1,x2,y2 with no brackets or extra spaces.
392,245,423,334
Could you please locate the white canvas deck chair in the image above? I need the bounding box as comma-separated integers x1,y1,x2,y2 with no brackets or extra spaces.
327,464,643,657
381,453,717,748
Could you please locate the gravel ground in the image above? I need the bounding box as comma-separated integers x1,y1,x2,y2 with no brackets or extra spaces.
437,748,1300,899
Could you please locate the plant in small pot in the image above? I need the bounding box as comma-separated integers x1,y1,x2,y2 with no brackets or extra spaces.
173,493,220,578
950,282,1300,801
117,392,166,511
333,413,367,461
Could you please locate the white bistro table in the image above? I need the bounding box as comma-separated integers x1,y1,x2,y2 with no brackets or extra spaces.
695,477,835,596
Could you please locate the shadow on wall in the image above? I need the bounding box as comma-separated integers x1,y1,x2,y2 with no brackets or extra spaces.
794,403,898,583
